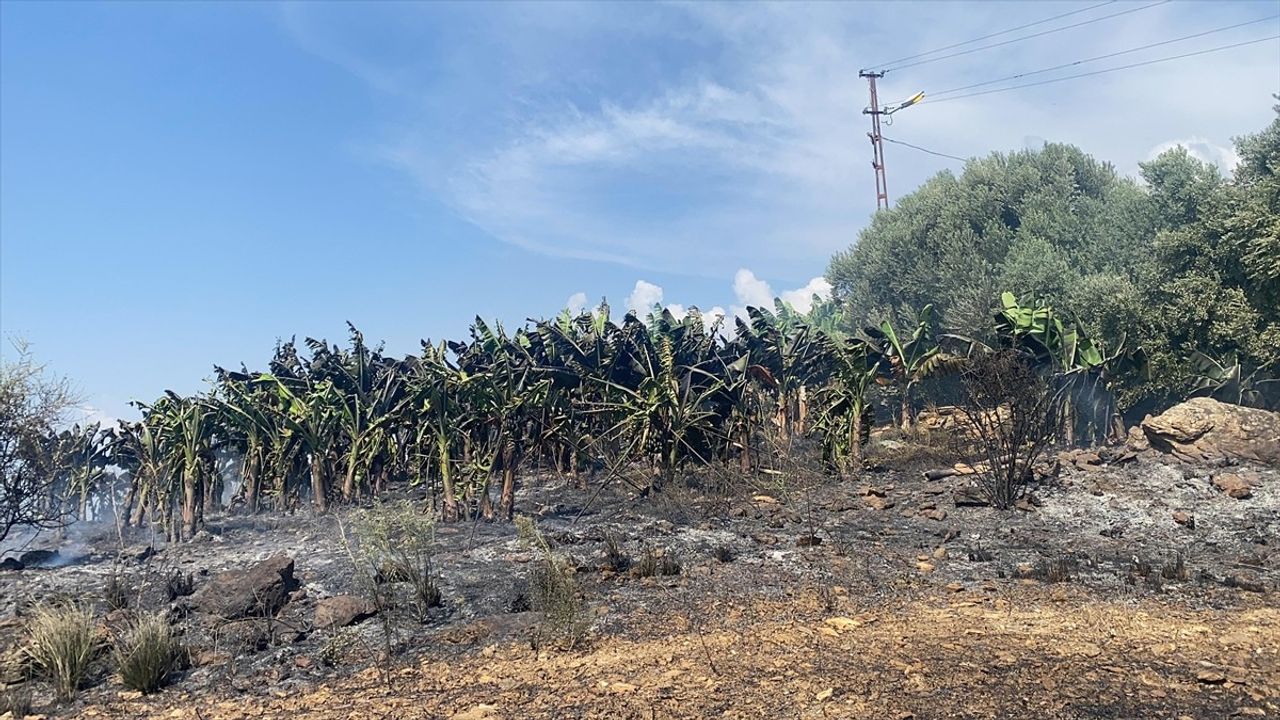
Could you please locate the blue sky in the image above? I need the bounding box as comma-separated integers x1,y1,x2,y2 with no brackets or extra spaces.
2,1,1277,422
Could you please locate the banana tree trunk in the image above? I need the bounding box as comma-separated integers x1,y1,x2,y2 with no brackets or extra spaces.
850,406,864,468
310,456,328,513
438,435,458,521
342,453,357,503
182,466,199,540
900,383,913,432
244,451,260,515
499,444,517,520
121,477,138,528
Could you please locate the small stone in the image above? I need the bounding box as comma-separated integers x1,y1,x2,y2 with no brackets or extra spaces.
1079,643,1102,658
864,496,894,511
916,562,935,573
294,655,313,668
1212,473,1255,499
815,687,834,701
923,509,947,521
1196,670,1227,684
932,547,948,560
1172,511,1194,527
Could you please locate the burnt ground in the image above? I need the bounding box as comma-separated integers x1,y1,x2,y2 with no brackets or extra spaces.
1,437,1277,720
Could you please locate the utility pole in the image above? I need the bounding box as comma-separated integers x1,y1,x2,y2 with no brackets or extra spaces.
860,70,889,210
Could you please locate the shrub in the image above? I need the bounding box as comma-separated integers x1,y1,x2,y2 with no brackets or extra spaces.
350,502,442,623
516,515,588,650
602,534,630,572
164,569,194,601
23,602,99,702
114,612,185,694
960,350,1066,509
104,571,130,611
634,548,682,578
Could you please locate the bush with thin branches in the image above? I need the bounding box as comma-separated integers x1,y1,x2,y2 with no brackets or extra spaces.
960,350,1066,509
516,515,589,650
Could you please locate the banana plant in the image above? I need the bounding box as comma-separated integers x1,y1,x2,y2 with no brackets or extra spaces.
811,338,883,475
865,304,959,431
1190,351,1279,409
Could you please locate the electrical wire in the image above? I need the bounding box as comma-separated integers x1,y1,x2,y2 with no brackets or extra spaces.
865,1,1117,72
881,0,1170,73
925,14,1280,99
882,136,969,162
926,34,1280,103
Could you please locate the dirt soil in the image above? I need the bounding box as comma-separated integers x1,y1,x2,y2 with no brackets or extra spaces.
2,439,1277,719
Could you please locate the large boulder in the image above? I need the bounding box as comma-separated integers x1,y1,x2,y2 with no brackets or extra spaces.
192,554,298,619
1140,398,1280,465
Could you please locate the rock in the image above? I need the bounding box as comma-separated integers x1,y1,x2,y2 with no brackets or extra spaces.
922,509,948,521
452,704,502,720
864,495,894,511
1126,425,1151,452
0,557,22,571
18,549,59,567
953,486,989,507
916,562,935,573
796,534,822,548
314,594,376,629
1172,511,1195,528
192,554,298,619
932,547,949,560
1211,472,1257,499
1141,398,1280,465
1196,670,1227,684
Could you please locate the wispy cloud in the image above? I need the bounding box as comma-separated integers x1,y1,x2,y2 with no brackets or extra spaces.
280,2,1280,280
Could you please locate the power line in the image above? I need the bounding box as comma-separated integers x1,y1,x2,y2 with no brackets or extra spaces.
927,34,1280,103
881,0,1170,73
865,1,1117,71
926,14,1280,99
882,136,969,162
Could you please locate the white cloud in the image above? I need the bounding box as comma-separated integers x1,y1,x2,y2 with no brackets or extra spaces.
779,277,832,313
565,291,588,315
626,280,664,315
74,405,119,431
664,303,686,319
732,268,774,309
1147,137,1241,175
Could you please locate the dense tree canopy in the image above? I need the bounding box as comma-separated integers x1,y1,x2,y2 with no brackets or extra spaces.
828,106,1280,411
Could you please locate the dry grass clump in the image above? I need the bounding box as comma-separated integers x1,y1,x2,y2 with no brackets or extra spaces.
516,515,589,650
104,570,130,611
114,612,186,694
164,568,195,601
23,602,100,702
634,548,682,578
0,687,32,717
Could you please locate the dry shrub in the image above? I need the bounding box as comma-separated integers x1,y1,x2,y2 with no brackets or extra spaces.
633,548,682,578
115,612,186,694
1160,552,1189,582
104,571,130,611
516,515,589,650
960,351,1065,509
350,501,442,623
164,569,194,601
602,533,630,572
23,602,100,702
0,687,32,717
